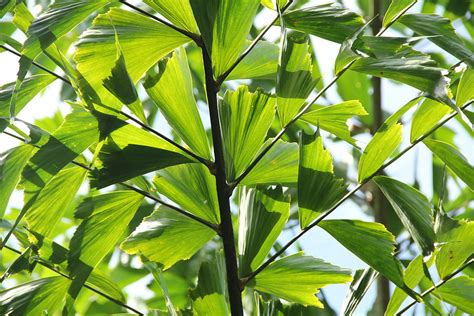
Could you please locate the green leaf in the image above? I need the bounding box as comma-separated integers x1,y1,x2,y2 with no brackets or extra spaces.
320,220,406,290
335,20,372,74
227,41,280,81
383,0,416,27
410,98,452,142
22,110,99,200
121,206,216,270
25,165,87,238
298,132,347,229
300,100,368,146
277,31,315,126
351,55,451,104
0,0,15,19
252,253,352,307
373,176,436,255
0,145,35,218
68,191,144,290
220,85,276,182
0,277,70,315
424,139,474,189
238,186,290,276
0,74,56,130
342,268,378,316
23,0,112,59
74,8,190,113
191,251,229,315
336,70,373,125
385,255,434,315
91,115,193,188
358,123,402,182
241,140,299,186
435,216,474,279
152,163,219,224
399,14,474,67
144,47,211,159
211,0,261,77
144,0,199,33
282,3,365,44
456,67,474,107
433,276,474,314
103,44,146,123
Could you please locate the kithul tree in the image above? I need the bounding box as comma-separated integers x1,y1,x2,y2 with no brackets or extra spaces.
0,0,473,315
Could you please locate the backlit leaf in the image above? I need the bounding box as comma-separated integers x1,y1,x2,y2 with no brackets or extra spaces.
144,0,199,33
277,31,315,126
383,0,416,27
358,123,402,182
252,253,352,307
238,186,290,276
121,206,216,270
433,276,474,314
220,85,276,182
153,163,219,224
320,220,406,290
410,98,452,142
144,47,211,159
298,132,347,229
456,67,474,107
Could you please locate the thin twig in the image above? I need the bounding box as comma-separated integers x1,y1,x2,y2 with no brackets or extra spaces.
1,130,219,233
3,244,144,315
215,0,295,87
118,0,199,42
0,44,71,85
397,258,474,315
241,101,472,285
230,0,417,189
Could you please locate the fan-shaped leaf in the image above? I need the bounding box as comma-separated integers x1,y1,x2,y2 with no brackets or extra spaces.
220,86,276,182
298,132,347,229
153,163,219,224
144,47,211,159
252,253,352,307
238,186,290,276
121,206,216,270
320,220,406,290
277,31,315,126
144,0,199,33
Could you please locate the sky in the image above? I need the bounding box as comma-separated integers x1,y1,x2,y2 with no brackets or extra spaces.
0,0,473,314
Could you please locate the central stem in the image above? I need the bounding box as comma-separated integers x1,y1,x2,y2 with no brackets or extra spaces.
202,48,243,315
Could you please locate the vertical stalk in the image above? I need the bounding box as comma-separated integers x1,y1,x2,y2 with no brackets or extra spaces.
371,0,391,311
202,49,244,315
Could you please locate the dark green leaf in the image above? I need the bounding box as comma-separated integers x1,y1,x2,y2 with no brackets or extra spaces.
374,176,436,255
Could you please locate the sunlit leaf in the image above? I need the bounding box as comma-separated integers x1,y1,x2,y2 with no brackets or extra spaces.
383,0,416,27
252,253,352,307
300,100,368,146
191,251,229,314
433,276,474,314
220,85,276,182
153,163,219,224
144,0,199,33
424,139,474,189
298,132,347,229
282,3,365,44
277,31,315,126
374,176,436,255
121,206,216,270
74,8,190,113
144,47,211,159
238,186,290,276
320,220,407,290
0,145,35,218
0,277,70,315
358,123,402,182
91,115,193,188
435,215,474,279
241,140,299,186
410,98,452,142
456,67,474,107
25,165,87,238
